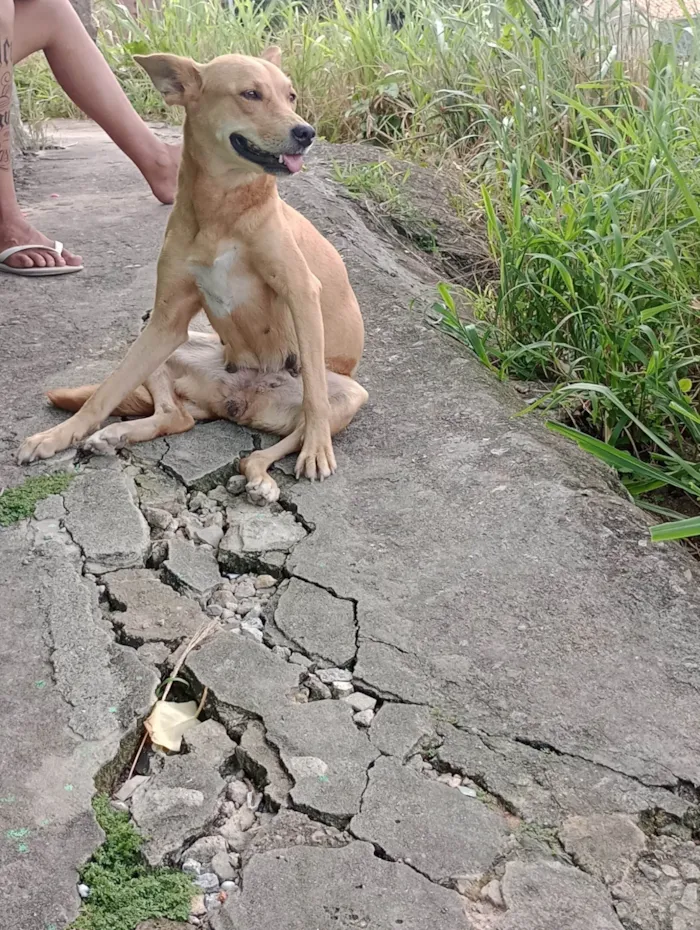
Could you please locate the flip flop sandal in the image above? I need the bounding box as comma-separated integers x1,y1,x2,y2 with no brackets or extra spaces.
0,240,84,276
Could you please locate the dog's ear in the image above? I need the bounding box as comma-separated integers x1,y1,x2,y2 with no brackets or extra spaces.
134,53,202,106
260,46,282,68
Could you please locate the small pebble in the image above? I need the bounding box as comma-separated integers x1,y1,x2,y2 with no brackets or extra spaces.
194,872,220,894
77,884,90,899
241,624,263,643
680,862,700,880
354,709,375,727
227,780,249,806
226,475,247,495
273,645,292,660
255,574,276,589
317,667,352,684
333,681,354,698
228,851,241,869
211,850,235,883
458,786,477,797
638,861,661,881
235,580,257,599
206,604,224,618
343,692,377,713
182,858,202,876
189,492,210,512
681,883,698,909
109,800,129,814
480,878,504,908
188,918,201,926
661,864,680,878
221,880,238,893
306,676,333,701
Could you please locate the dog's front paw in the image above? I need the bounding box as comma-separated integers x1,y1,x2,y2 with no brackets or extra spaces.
18,425,76,464
81,426,123,456
246,474,280,505
295,424,336,481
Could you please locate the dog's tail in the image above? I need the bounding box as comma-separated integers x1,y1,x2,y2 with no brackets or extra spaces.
46,384,155,417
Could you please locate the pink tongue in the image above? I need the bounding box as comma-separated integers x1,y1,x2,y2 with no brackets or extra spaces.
282,154,304,174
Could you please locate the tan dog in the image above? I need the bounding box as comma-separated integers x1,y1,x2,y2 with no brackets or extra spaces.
18,48,367,504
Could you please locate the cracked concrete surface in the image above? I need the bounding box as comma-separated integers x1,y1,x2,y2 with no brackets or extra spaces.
1,123,700,930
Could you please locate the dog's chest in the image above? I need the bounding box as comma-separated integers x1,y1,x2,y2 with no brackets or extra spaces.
189,246,256,319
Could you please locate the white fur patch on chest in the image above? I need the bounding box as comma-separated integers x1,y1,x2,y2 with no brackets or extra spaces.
189,247,254,319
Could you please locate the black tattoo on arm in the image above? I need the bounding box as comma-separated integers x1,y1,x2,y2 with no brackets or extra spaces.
2,38,11,66
0,70,11,171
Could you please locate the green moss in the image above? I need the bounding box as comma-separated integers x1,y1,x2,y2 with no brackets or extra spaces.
71,796,193,930
0,473,75,527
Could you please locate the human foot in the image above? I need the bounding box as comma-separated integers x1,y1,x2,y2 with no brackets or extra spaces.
0,217,82,270
141,141,181,205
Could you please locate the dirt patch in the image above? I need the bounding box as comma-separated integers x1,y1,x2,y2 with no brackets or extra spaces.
311,143,495,287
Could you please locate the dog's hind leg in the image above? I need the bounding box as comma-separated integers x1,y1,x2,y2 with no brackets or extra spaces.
82,364,195,455
239,372,368,504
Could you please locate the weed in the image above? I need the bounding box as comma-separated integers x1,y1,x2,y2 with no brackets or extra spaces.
71,796,193,930
0,473,74,527
333,161,438,251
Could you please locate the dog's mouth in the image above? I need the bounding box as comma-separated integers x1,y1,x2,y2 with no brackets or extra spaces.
229,134,305,175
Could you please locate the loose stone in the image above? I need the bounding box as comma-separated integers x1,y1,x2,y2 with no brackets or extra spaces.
480,878,504,908
333,681,355,698
681,883,698,909
638,861,662,881
182,858,202,876
354,709,375,727
109,800,129,814
226,475,247,496
221,880,238,894
255,574,276,589
194,872,220,894
317,667,353,685
306,676,333,701
227,780,249,806
189,492,210,512
343,692,377,713
241,624,263,644
235,580,257,599
190,895,207,917
77,884,90,899
142,506,174,530
211,850,236,883
205,893,222,912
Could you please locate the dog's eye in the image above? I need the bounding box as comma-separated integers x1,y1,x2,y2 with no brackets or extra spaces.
289,91,297,103
241,89,261,101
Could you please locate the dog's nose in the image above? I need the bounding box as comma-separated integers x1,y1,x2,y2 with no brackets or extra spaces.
291,124,316,147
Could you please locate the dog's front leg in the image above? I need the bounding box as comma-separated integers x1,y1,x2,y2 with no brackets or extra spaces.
18,279,201,464
253,227,334,481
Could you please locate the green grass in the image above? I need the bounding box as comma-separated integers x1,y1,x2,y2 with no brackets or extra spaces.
13,0,700,538
71,796,193,930
0,473,74,526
